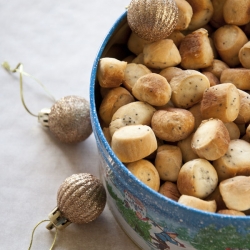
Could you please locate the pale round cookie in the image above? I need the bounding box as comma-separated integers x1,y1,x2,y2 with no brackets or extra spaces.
219,176,250,211
177,158,218,199
155,144,182,182
127,159,160,192
170,70,210,108
220,68,250,91
205,186,227,211
178,195,217,213
186,0,213,30
174,0,193,30
239,41,250,69
223,122,240,140
177,133,199,163
213,25,248,67
191,119,230,161
213,139,250,181
123,63,151,92
202,72,220,87
188,103,203,130
99,87,135,125
159,66,183,82
200,83,240,123
223,0,250,26
143,39,181,69
109,101,156,137
111,125,157,163
209,0,227,28
166,30,185,48
202,59,229,79
127,32,151,55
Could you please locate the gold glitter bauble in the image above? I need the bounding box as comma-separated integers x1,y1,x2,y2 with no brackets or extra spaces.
57,173,106,224
127,0,178,42
48,95,92,143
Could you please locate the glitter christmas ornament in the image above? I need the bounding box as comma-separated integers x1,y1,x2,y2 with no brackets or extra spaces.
38,95,93,143
46,173,107,230
127,0,179,42
2,62,92,144
27,173,106,249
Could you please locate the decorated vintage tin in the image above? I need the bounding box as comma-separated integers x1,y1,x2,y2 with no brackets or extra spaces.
89,11,250,250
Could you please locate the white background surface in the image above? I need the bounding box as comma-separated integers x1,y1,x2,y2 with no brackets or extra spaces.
0,1,140,249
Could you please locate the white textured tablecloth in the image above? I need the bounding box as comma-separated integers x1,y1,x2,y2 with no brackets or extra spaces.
0,1,140,249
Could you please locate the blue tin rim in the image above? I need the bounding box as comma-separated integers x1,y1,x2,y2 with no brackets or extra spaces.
89,11,249,223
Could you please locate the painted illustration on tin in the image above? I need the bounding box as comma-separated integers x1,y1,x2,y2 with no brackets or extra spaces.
105,168,250,250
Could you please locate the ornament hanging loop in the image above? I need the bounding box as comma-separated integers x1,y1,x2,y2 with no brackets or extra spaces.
2,61,56,117
28,219,58,250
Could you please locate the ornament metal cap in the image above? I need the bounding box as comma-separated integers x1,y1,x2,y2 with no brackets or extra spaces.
38,108,51,128
46,207,71,230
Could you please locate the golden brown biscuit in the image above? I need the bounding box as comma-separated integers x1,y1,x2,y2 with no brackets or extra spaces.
179,28,214,69
122,55,136,63
186,0,214,30
188,103,203,131
239,41,250,69
205,186,227,211
132,53,145,64
223,0,250,26
202,72,220,86
210,0,227,28
202,59,229,79
159,181,181,202
175,0,193,30
177,133,199,163
127,32,151,55
127,159,160,191
166,31,185,48
155,144,182,181
97,57,127,88
159,67,183,82
220,68,250,91
151,108,195,142
234,90,250,124
223,122,240,140
132,73,172,106
247,124,250,138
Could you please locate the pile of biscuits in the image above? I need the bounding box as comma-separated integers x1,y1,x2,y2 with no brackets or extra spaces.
96,0,250,216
